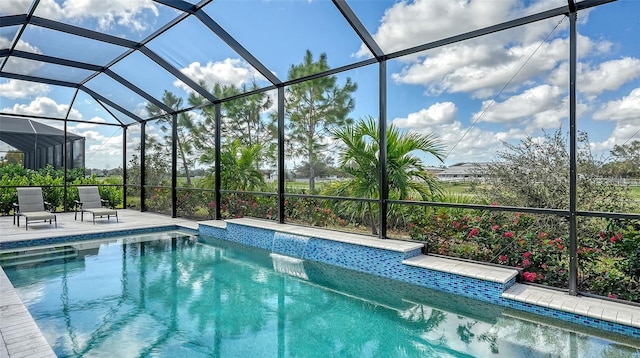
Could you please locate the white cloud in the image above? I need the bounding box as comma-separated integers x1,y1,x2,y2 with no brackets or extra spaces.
173,59,264,94
357,0,515,57
392,34,602,99
0,0,32,15
78,129,105,143
72,117,107,129
593,87,640,122
0,36,12,49
590,122,640,157
84,132,125,166
584,88,640,157
580,58,640,96
473,84,593,130
474,84,565,125
1,29,44,73
361,0,611,99
437,123,506,164
32,0,159,33
392,102,508,164
392,102,457,129
13,39,43,54
0,80,50,99
2,96,83,119
357,0,573,58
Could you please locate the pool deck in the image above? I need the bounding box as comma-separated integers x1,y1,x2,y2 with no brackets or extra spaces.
0,209,198,244
0,210,197,358
1,213,639,357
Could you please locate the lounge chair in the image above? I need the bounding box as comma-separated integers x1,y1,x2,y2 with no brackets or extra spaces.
15,187,57,230
75,186,118,224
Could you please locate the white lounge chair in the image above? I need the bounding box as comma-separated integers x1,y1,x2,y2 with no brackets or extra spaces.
75,186,118,224
15,187,57,230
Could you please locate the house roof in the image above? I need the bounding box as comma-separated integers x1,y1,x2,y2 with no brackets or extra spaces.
437,162,488,176
0,115,83,154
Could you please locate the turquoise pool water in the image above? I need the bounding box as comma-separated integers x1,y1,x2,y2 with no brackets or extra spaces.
2,232,640,358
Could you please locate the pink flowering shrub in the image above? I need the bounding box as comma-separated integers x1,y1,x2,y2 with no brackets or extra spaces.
408,209,638,302
522,272,536,282
220,192,278,220
575,220,640,301
284,196,342,228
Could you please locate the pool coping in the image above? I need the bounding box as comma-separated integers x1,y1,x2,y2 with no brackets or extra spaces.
0,269,56,358
503,283,640,329
221,218,426,253
403,254,518,284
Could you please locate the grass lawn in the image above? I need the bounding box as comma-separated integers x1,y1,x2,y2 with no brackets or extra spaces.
440,182,475,194
628,186,640,200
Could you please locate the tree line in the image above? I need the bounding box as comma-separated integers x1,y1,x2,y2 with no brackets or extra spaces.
137,49,442,201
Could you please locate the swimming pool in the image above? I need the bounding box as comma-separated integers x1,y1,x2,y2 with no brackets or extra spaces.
2,231,640,357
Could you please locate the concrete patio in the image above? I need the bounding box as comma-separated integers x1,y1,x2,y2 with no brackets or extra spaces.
1,210,199,244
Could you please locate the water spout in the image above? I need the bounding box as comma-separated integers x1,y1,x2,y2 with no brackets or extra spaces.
270,253,308,279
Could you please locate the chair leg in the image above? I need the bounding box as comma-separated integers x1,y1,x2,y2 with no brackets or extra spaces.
93,214,95,225
116,213,119,223
55,216,57,228
25,219,28,231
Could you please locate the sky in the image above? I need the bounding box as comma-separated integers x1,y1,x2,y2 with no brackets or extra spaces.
0,0,639,170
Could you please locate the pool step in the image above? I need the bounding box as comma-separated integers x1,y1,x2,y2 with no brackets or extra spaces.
0,246,78,267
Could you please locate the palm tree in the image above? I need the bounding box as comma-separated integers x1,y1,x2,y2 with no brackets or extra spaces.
327,116,444,234
200,139,265,191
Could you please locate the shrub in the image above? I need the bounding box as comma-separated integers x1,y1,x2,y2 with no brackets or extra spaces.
408,209,640,301
0,174,29,215
221,193,278,220
284,196,344,228
475,129,633,238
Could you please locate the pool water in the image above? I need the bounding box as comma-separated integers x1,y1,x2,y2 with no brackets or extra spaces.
3,233,640,358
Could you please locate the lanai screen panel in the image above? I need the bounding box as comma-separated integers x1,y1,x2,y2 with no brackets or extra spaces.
204,0,373,81
3,57,97,83
18,25,129,66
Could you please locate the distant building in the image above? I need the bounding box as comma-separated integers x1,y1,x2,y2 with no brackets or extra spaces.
0,116,85,170
437,162,488,182
425,166,445,176
260,169,275,180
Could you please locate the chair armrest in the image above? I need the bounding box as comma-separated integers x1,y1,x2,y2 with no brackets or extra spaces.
73,200,82,210
13,203,19,213
43,201,54,212
101,198,112,208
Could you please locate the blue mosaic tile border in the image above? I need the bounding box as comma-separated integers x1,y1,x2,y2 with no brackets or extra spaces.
304,238,509,304
0,225,197,250
199,224,226,240
226,222,274,249
199,222,640,338
272,232,309,258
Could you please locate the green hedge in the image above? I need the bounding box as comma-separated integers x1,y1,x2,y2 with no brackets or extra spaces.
0,164,123,214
